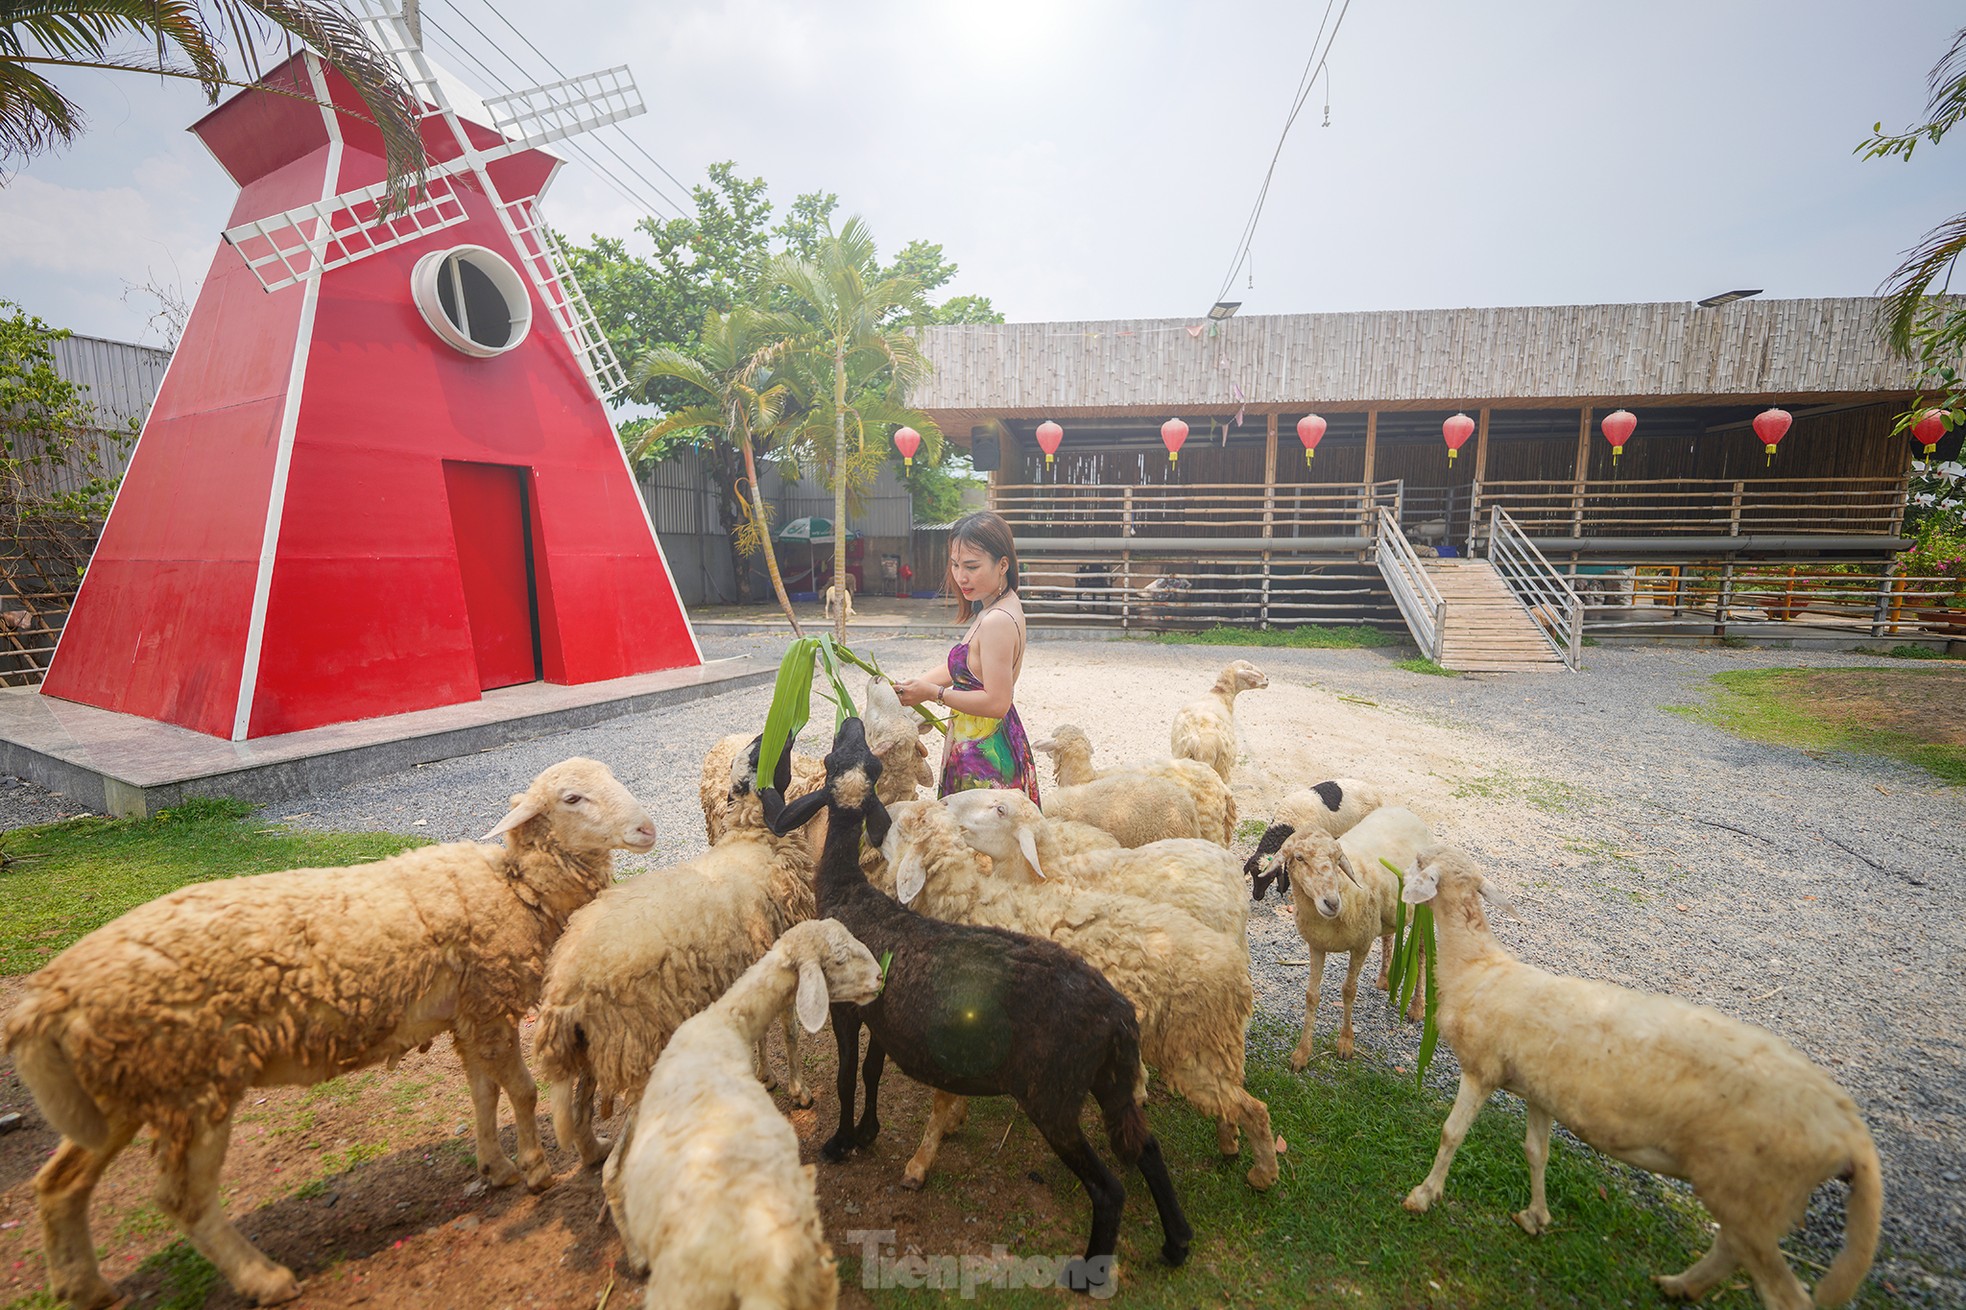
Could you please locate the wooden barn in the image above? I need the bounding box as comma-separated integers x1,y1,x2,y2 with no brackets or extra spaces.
908,298,1955,669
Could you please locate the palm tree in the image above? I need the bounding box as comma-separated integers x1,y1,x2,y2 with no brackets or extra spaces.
770,216,935,639
2,0,424,207
630,308,806,635
1864,26,1966,351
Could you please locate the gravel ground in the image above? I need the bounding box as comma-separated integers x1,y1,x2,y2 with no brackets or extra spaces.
2,633,1961,1303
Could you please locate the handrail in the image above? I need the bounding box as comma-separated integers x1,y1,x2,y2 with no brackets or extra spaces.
1485,506,1582,668
1373,507,1446,661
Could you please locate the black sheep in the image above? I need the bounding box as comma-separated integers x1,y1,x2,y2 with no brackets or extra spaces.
763,717,1193,1295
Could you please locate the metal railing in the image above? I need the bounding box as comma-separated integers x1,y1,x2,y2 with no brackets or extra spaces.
1372,507,1445,660
1486,506,1583,668
992,480,1404,542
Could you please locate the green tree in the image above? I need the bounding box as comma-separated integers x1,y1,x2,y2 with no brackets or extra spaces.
0,299,132,519
771,217,939,638
1,0,425,206
629,308,805,633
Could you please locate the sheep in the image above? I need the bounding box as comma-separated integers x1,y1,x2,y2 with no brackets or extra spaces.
1257,807,1435,1068
700,676,931,846
761,717,1194,1295
883,799,1276,1193
1040,769,1202,848
1169,659,1269,782
1399,846,1882,1310
1243,779,1388,900
3,759,652,1310
1033,723,1237,846
536,736,819,1169
600,918,884,1307
941,789,1247,937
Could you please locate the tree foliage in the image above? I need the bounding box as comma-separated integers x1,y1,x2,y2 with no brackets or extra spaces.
1861,26,1966,351
0,299,133,520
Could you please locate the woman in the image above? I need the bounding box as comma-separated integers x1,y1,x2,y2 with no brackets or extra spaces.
892,511,1039,803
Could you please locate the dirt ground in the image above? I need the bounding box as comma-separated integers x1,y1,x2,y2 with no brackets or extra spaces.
1777,667,1966,746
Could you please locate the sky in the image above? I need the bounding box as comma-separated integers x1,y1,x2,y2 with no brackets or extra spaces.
3,0,1962,346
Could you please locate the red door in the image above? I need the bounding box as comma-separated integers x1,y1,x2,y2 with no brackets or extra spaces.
443,461,539,691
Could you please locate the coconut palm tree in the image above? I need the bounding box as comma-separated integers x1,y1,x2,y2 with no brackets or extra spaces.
631,307,806,635
770,216,935,639
1,0,424,205
1865,26,1966,350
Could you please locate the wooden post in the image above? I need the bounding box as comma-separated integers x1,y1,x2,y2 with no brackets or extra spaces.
1468,406,1491,554
1362,409,1378,484
1570,407,1592,544
1262,413,1277,629
1715,560,1735,640
1889,572,1908,635
1728,481,1744,538
1121,486,1134,631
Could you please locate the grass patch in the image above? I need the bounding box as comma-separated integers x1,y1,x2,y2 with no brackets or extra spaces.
1393,656,1458,677
133,1240,221,1310
1451,768,1591,814
320,1141,390,1176
854,1027,1871,1308
1670,667,1966,785
0,800,426,975
1149,624,1399,650
1852,643,1960,661
1233,818,1269,844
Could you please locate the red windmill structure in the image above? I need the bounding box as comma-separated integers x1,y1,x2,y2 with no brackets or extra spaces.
42,4,701,741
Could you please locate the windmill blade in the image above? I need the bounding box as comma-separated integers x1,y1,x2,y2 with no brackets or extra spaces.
481,67,645,150
224,172,470,294
499,196,629,399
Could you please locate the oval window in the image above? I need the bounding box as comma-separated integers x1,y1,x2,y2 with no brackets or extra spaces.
410,245,533,358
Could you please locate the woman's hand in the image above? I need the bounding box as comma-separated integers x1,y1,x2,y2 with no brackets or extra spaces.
892,678,937,708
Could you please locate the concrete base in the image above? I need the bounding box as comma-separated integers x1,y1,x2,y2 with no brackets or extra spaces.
0,658,773,818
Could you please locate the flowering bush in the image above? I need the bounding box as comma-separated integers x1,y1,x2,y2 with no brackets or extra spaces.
1904,520,1966,605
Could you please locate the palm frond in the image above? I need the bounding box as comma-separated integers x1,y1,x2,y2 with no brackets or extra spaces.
0,50,81,154
1881,209,1966,352
627,402,724,457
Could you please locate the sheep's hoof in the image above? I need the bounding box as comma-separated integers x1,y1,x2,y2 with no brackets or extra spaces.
242,1264,303,1305
790,1085,814,1110
52,1273,117,1310
1161,1237,1190,1268
523,1157,557,1194
1373,977,1390,993
479,1155,523,1188
1245,1162,1278,1191
899,1167,926,1191
820,1133,856,1162
1512,1207,1551,1236
1651,1272,1699,1302
577,1135,611,1170
1335,1033,1355,1060
1402,1185,1437,1213
1287,1045,1314,1073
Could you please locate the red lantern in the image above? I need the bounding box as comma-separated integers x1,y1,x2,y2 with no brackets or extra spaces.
1442,412,1475,464
1601,409,1637,467
1752,407,1792,465
1035,420,1064,466
1296,414,1327,465
893,426,921,470
1161,417,1189,465
1912,407,1947,459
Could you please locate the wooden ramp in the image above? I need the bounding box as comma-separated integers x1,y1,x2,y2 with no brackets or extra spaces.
1422,558,1569,673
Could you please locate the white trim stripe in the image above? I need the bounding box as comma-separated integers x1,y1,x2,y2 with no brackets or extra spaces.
232,53,343,741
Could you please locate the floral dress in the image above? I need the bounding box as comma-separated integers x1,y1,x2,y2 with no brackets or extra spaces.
936,638,1040,805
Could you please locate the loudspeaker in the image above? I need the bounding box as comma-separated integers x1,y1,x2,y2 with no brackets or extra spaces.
968,426,1001,472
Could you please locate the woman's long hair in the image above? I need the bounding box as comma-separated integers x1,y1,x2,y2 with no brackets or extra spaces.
948,510,1019,622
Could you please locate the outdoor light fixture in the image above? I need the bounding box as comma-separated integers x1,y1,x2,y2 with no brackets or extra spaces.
1696,289,1763,307
1208,301,1242,320
1753,407,1793,464
1601,409,1637,467
1035,420,1064,467
892,426,921,471
1912,408,1947,461
1442,412,1475,463
1296,414,1327,464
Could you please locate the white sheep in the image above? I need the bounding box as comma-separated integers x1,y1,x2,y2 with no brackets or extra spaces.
1400,846,1882,1310
1040,769,1202,848
941,789,1247,938
4,759,652,1310
883,801,1277,1192
1262,807,1435,1068
537,736,817,1169
601,918,884,1308
1034,723,1237,846
1168,659,1268,782
1244,777,1390,901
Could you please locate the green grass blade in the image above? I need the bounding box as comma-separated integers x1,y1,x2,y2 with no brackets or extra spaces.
814,634,859,729
831,638,948,734
757,637,817,789
1415,905,1441,1089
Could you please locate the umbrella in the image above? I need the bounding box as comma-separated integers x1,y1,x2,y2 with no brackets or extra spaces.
776,517,861,591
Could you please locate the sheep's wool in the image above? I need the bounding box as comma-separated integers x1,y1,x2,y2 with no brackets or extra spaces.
833,768,871,810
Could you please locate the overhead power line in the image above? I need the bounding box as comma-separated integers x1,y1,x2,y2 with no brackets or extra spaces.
1211,0,1354,307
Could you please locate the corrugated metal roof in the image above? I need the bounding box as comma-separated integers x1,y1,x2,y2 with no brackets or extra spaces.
906,298,1923,418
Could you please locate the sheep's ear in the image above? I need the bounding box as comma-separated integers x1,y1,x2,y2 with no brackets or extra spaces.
1401,863,1440,904
895,849,927,906
765,789,827,835
1016,822,1045,880
864,796,892,850
796,959,830,1033
1478,876,1517,917
482,794,543,841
